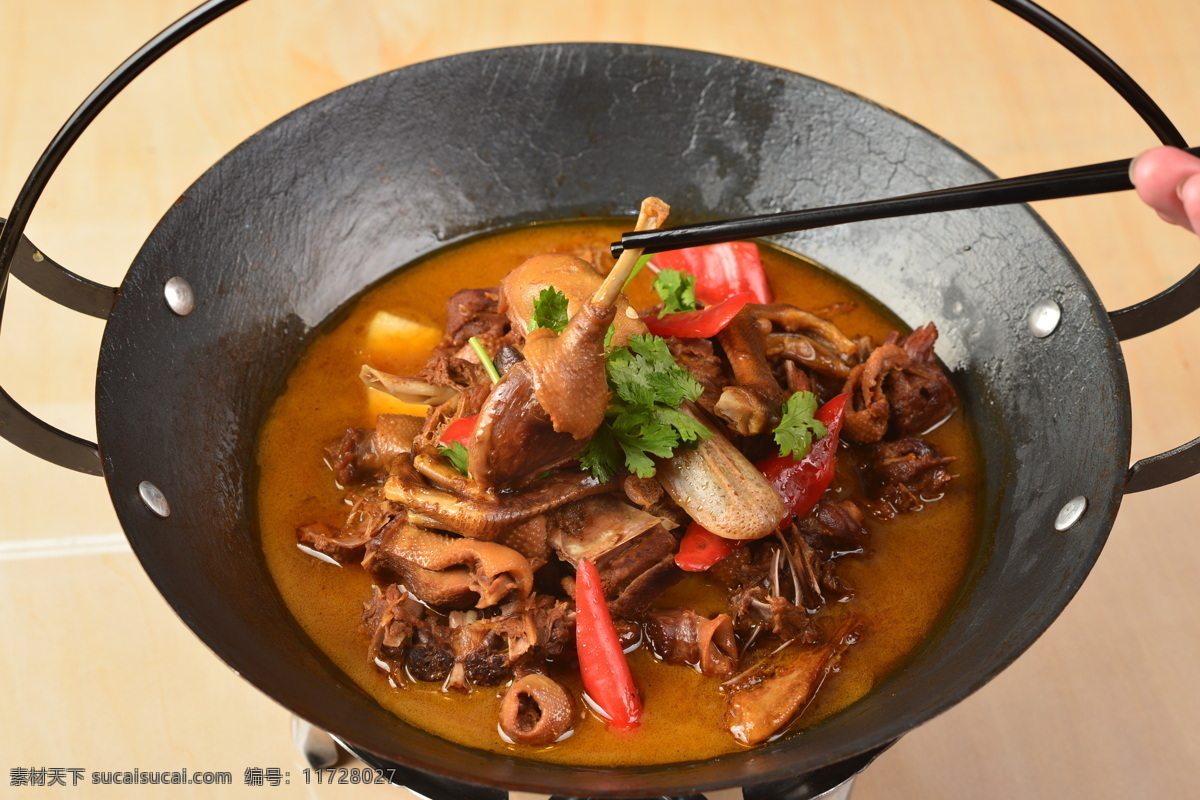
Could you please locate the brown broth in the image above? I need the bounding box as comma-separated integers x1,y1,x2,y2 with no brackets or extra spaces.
255,220,979,766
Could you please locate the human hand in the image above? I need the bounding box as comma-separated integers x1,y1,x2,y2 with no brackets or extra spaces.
1129,146,1200,233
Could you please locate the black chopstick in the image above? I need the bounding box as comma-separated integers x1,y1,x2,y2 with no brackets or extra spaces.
610,145,1200,258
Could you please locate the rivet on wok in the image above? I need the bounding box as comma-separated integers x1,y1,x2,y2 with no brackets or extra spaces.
1054,496,1087,531
32,250,44,262
164,276,195,316
1027,298,1061,338
138,481,171,518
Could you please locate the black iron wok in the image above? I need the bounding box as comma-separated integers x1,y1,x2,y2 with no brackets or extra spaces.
3,3,1199,799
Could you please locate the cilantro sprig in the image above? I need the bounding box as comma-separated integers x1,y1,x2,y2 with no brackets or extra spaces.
579,334,711,481
773,391,828,460
651,269,698,316
529,286,569,333
439,442,470,476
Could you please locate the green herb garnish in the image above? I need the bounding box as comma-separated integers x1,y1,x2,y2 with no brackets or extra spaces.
579,334,711,481
773,391,828,460
439,442,470,476
529,285,570,334
651,269,698,316
468,336,501,384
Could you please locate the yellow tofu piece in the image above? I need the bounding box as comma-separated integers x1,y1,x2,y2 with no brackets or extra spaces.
366,386,432,419
363,310,443,373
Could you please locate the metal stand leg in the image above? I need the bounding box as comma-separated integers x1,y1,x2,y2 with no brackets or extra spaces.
811,776,856,800
290,715,341,769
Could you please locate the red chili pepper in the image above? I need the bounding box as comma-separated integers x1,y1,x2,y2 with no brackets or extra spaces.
641,291,755,338
756,393,849,520
675,521,744,572
438,414,477,446
673,394,850,572
574,558,642,730
651,242,772,305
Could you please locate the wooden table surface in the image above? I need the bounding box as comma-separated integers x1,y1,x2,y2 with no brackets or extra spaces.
4,1,1200,798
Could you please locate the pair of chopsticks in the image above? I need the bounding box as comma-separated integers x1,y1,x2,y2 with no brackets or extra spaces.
610,145,1200,257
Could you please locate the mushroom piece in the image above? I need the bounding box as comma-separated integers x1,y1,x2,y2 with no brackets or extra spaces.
499,673,577,746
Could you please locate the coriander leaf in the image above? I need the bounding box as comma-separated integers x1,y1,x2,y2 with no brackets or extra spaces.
529,286,569,333
579,429,621,483
652,269,698,316
603,323,616,350
773,391,828,460
439,442,470,476
579,333,712,482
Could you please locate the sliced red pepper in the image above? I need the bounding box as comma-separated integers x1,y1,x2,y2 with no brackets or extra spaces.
651,242,772,305
438,414,477,446
641,291,755,338
673,393,850,572
675,521,744,572
574,558,642,730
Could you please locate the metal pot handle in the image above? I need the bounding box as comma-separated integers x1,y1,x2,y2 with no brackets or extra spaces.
989,1,1200,492
2,0,1199,494
0,0,247,475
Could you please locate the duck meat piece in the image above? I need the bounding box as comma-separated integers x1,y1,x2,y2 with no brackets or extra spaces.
486,595,575,670
468,362,590,488
405,597,575,692
887,324,958,436
325,415,423,486
296,485,401,564
755,305,859,358
431,287,511,359
793,500,870,555
707,545,770,590
608,548,684,619
548,494,667,566
714,306,787,436
842,323,957,443
384,454,616,540
418,354,489,392
297,523,373,565
499,673,577,746
664,336,729,414
361,584,426,684
494,515,553,572
404,617,455,683
500,250,646,350
724,617,863,745
730,584,818,644
621,473,665,509
765,333,854,378
644,609,739,678
860,437,955,519
781,360,813,395
365,520,534,609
